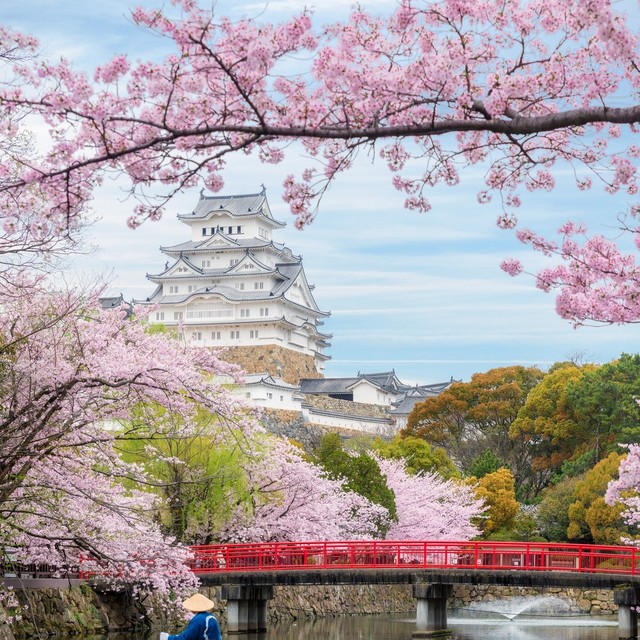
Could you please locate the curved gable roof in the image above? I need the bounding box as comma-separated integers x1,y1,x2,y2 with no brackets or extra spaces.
178,189,286,227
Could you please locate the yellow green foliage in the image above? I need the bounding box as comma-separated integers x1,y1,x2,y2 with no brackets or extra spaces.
469,467,520,536
372,435,459,479
511,363,595,474
566,452,627,544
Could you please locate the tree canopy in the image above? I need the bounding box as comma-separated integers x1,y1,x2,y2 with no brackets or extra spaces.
510,362,595,480
4,1,640,323
0,284,258,599
403,365,545,496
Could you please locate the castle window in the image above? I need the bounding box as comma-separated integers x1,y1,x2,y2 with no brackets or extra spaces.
202,228,207,236
260,308,269,317
174,311,183,320
267,393,273,400
254,282,264,290
250,330,259,339
155,312,165,321
230,330,240,339
193,331,202,340
240,309,250,318
169,285,179,294
228,226,233,234
230,258,239,266
237,226,242,234
211,331,221,340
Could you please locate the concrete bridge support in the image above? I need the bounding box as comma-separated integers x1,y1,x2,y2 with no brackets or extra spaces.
614,587,639,639
412,583,453,638
221,585,273,634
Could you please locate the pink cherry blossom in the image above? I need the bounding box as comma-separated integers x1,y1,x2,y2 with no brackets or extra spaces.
2,2,640,324
0,281,260,604
377,457,484,540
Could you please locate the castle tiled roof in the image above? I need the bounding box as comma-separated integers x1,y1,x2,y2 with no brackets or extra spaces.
178,189,285,226
389,380,457,416
301,372,454,408
160,237,289,256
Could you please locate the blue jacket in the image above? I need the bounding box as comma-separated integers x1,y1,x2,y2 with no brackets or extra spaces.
168,612,221,640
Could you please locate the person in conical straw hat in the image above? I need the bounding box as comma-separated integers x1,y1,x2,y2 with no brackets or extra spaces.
159,593,221,640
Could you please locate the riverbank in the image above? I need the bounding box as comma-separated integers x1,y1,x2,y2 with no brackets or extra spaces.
2,582,617,638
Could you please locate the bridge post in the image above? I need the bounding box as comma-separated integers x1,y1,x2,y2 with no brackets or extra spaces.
412,583,453,638
614,587,640,639
221,584,273,634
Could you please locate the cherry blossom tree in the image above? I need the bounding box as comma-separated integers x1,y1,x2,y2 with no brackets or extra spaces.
219,436,391,542
4,1,640,323
0,282,259,599
377,457,484,540
605,445,640,541
0,28,86,281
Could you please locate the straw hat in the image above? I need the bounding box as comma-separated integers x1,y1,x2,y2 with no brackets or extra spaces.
182,593,215,612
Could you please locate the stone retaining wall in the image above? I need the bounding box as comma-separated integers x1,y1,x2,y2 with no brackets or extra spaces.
260,413,328,450
452,584,616,615
197,582,616,622
223,345,321,384
5,585,147,639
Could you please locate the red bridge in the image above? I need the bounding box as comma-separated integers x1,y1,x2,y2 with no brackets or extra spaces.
186,540,640,638
187,539,640,576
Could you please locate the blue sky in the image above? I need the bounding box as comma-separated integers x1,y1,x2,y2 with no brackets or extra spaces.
5,0,640,384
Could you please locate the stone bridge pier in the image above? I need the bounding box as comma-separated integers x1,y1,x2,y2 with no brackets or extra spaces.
614,587,639,639
221,585,273,634
412,583,453,638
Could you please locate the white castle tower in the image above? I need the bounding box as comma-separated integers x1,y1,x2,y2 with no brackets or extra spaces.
142,188,331,382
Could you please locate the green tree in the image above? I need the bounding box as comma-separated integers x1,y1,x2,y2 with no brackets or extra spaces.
567,354,640,464
313,432,397,522
536,476,581,542
511,362,595,489
566,452,627,545
119,407,250,544
372,435,458,479
404,366,545,498
468,449,502,479
470,467,520,538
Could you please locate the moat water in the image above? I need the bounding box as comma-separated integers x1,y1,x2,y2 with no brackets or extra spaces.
89,611,618,640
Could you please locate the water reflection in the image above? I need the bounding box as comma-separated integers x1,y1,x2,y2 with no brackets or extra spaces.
91,612,618,640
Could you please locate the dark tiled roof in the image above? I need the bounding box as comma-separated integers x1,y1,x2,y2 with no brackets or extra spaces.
244,374,300,390
178,190,285,226
299,377,360,394
301,372,454,408
99,294,133,318
160,237,288,255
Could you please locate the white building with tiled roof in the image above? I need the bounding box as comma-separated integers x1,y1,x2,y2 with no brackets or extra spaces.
140,188,331,375
299,371,456,433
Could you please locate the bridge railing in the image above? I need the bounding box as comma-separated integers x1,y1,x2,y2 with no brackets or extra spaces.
187,541,640,576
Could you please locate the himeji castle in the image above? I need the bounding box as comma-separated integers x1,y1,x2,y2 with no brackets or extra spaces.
129,186,455,434
141,188,331,382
